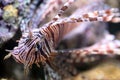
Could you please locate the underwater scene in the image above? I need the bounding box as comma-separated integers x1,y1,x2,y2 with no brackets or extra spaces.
0,0,120,80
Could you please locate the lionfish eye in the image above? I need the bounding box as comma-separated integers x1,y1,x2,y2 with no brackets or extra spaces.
33,39,41,51
36,42,41,50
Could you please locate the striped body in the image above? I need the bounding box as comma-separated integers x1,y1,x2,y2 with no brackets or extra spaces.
11,21,80,69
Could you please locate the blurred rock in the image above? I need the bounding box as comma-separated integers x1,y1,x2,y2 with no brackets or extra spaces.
73,59,120,80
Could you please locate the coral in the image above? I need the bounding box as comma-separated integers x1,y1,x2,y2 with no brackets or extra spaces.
3,5,18,20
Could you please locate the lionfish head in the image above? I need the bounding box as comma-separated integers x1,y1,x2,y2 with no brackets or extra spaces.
10,29,48,68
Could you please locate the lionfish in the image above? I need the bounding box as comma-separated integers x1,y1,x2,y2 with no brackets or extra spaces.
4,0,120,79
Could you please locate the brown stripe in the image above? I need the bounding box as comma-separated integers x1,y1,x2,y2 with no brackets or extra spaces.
89,17,97,21
105,10,111,15
83,14,89,18
48,26,55,42
25,43,35,61
61,6,68,11
107,49,114,54
77,18,83,22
